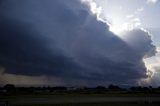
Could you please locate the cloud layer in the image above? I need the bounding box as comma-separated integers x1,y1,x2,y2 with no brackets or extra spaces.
147,0,160,4
0,0,156,86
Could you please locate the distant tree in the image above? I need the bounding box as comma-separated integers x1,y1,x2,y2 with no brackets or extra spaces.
130,87,136,91
96,86,106,90
4,84,15,92
149,86,153,90
53,86,67,90
130,86,143,92
108,84,121,90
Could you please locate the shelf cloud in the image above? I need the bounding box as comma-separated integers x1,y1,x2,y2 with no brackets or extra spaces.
0,0,156,86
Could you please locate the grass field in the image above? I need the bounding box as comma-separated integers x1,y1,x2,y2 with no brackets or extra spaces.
1,102,160,106
1,91,160,106
1,91,160,99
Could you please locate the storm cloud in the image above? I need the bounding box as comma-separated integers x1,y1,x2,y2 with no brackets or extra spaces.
121,29,156,58
0,0,156,86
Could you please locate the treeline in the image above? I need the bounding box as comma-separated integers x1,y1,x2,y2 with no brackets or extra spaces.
0,84,160,94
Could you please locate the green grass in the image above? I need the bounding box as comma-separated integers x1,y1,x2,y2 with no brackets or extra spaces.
1,102,160,106
1,92,160,99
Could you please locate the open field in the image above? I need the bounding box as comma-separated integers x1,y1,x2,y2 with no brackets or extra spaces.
1,86,160,105
1,103,160,106
1,96,160,106
1,92,160,99
0,102,160,106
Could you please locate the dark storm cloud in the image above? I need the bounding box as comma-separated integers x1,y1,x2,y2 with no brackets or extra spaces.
0,18,83,77
0,0,156,85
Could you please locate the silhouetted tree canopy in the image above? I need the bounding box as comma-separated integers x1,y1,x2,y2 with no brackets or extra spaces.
108,84,121,90
96,86,106,90
4,84,15,92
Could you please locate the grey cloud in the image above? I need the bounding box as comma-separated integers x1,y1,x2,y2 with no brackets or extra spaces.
121,29,157,58
0,0,156,86
147,0,160,4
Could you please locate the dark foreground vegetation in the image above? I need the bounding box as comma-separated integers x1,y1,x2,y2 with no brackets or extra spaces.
1,84,160,97
1,84,160,106
1,102,160,106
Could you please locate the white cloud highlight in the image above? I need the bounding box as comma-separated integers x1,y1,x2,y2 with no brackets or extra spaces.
147,0,159,4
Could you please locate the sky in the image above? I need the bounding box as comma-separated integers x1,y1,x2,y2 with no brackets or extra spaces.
0,0,159,87
94,0,160,86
